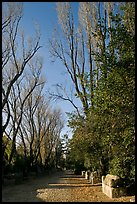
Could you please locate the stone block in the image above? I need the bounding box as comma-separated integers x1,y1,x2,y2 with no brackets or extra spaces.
102,174,122,187
130,196,135,202
85,170,90,179
102,183,127,198
89,171,101,184
82,171,85,176
102,174,127,198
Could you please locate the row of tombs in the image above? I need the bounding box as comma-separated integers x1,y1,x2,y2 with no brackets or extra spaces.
81,170,134,200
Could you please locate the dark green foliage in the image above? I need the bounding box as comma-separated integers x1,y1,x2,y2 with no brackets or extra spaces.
74,161,85,175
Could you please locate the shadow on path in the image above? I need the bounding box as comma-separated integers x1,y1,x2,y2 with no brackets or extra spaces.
2,170,67,202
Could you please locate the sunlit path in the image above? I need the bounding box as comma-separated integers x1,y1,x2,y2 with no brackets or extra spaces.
2,170,134,202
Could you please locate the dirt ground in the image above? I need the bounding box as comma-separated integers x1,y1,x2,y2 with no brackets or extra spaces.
2,170,135,202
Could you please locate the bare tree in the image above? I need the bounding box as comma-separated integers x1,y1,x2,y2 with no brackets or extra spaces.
79,2,98,101
79,2,115,85
2,2,42,134
7,57,45,164
19,89,64,170
2,2,65,176
49,2,91,116
49,83,81,117
42,108,64,168
50,2,116,113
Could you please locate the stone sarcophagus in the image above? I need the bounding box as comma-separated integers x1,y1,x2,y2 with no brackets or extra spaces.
81,171,86,177
102,174,127,198
85,170,91,179
89,171,101,184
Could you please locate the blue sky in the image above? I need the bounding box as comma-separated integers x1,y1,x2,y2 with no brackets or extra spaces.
21,2,80,138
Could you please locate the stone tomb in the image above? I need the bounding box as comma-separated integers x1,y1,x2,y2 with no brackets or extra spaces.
81,171,86,177
85,170,90,179
89,171,101,184
102,174,127,198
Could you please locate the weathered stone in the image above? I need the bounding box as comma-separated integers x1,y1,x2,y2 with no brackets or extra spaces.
82,171,85,177
102,174,122,187
130,196,135,202
89,172,94,184
89,171,101,184
102,174,127,198
102,183,127,198
85,170,90,179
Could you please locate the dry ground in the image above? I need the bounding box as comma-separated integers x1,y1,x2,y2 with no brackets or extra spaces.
2,170,134,202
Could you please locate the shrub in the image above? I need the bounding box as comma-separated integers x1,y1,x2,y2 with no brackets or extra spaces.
109,156,135,183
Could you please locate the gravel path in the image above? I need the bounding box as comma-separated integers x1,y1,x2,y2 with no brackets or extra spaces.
2,170,134,202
